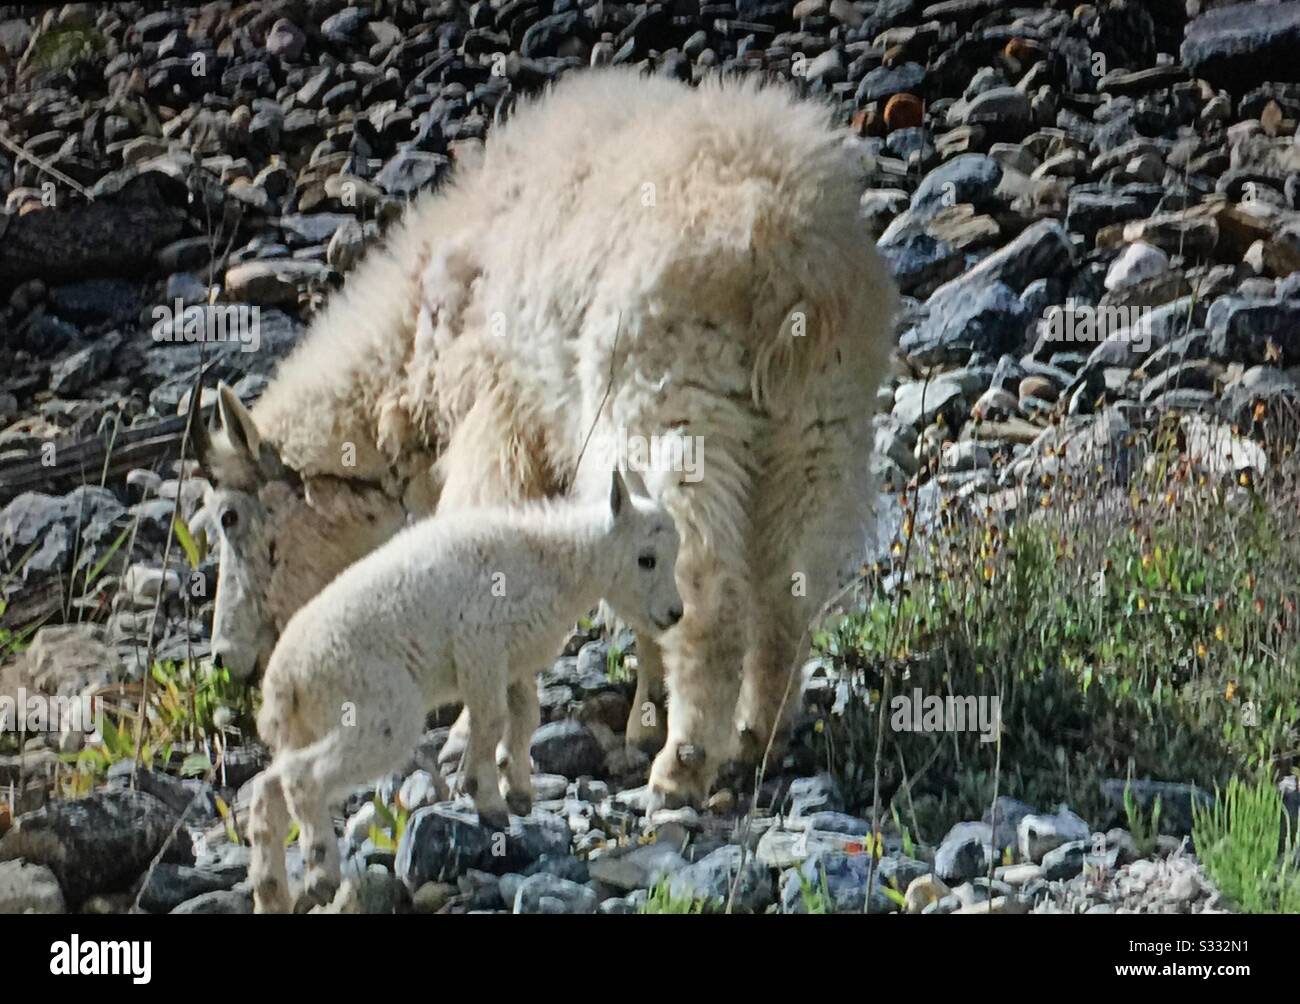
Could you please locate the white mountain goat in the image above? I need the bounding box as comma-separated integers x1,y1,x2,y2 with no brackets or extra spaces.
248,470,681,913
193,67,897,809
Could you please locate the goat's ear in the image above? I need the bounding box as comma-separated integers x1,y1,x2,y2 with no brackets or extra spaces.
186,384,215,476
213,380,293,486
609,468,628,519
623,467,649,499
217,382,261,461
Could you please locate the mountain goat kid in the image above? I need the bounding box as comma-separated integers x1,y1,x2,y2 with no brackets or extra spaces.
248,470,680,913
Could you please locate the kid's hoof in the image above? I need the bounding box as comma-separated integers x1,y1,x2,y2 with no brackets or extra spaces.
294,873,339,913
253,883,292,915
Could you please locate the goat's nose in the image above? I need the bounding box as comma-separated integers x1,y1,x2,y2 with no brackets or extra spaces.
210,640,242,676
667,605,684,625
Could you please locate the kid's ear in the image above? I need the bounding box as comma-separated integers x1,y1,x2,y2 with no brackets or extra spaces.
609,468,628,519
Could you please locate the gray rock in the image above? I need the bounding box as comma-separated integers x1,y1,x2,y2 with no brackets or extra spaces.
797,811,872,836
398,770,447,813
875,854,931,891
785,773,844,820
934,821,994,884
1207,297,1300,365
105,762,210,818
983,797,1037,852
327,220,366,273
1099,779,1212,837
900,280,1028,364
670,845,772,913
0,789,182,906
1018,807,1091,863
47,279,141,326
135,863,241,913
170,889,252,914
589,841,688,891
266,18,306,61
907,154,1002,223
321,6,368,42
1182,1,1300,92
1041,840,1087,881
0,859,65,913
323,872,410,913
513,873,598,914
1066,185,1164,240
530,720,604,778
48,329,119,392
0,17,32,58
779,848,898,913
950,87,1031,131
376,151,449,197
599,890,646,913
879,233,963,295
856,62,926,104
395,804,571,887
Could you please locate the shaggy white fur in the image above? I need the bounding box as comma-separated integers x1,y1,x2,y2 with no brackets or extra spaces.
199,66,898,808
247,471,681,913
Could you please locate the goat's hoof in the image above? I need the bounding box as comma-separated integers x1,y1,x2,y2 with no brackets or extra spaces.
476,806,510,832
505,790,532,816
625,703,668,754
646,742,710,810
253,889,292,915
293,873,339,913
735,725,766,766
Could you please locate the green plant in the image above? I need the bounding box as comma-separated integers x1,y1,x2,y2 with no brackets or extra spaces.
639,877,710,914
605,637,633,685
1192,774,1300,914
148,659,256,747
51,658,253,797
803,416,1300,838
57,717,171,799
23,23,107,75
0,600,42,663
1124,784,1163,857
368,793,409,852
797,862,832,915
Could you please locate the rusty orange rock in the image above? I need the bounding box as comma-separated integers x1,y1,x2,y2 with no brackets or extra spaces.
884,92,924,131
1004,37,1044,64
852,104,885,137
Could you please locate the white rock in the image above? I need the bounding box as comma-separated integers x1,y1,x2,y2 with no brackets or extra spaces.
904,873,950,914
1018,808,1090,863
1104,241,1169,291
941,440,992,471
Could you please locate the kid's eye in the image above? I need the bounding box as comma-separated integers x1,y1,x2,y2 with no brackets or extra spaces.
221,509,239,531
638,554,656,570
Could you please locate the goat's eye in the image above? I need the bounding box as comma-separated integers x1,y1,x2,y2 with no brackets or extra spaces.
638,554,656,570
220,509,239,531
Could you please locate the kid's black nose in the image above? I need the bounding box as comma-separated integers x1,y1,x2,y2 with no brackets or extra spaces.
667,605,683,625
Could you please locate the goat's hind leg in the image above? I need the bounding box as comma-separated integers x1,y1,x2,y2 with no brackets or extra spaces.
278,669,426,911
249,769,293,914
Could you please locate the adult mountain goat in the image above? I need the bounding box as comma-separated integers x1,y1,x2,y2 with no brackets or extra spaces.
194,67,898,808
